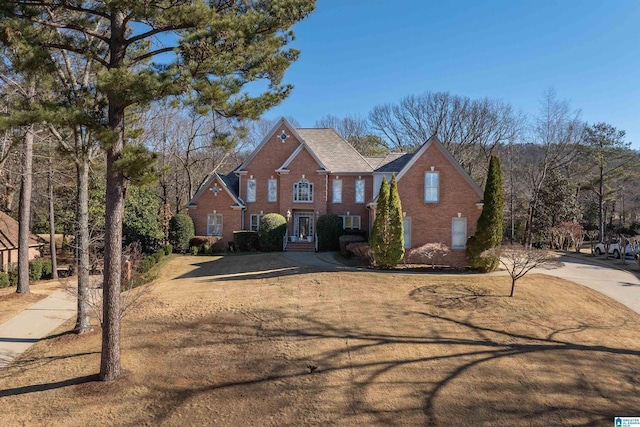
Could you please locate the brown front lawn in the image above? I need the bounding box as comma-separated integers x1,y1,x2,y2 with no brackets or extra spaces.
1,253,639,426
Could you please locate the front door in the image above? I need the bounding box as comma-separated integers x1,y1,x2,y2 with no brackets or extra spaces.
294,212,314,241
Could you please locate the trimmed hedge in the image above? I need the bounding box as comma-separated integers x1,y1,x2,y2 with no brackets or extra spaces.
0,272,9,288
189,236,221,254
233,231,260,251
317,214,343,251
258,213,287,252
168,214,195,253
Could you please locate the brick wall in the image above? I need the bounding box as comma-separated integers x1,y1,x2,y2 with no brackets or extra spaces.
187,179,242,251
397,142,482,266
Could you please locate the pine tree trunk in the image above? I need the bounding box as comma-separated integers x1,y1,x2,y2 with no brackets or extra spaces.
598,164,604,242
74,156,91,334
16,77,36,295
100,10,126,382
48,148,58,280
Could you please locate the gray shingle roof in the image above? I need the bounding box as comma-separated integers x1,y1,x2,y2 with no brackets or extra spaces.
295,128,374,173
372,152,415,173
220,173,239,199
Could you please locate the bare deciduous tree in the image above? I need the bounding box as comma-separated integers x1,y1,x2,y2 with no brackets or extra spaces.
482,245,563,297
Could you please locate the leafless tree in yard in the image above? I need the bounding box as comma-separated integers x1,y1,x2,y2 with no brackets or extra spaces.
521,89,584,247
369,91,521,184
482,245,563,297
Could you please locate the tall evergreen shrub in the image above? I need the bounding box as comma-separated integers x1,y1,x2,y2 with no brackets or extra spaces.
467,155,504,271
370,174,404,268
168,214,195,253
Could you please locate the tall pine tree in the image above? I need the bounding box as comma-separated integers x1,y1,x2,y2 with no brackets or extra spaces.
0,0,315,381
467,155,504,271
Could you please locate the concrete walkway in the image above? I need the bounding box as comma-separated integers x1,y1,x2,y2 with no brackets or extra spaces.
0,289,76,369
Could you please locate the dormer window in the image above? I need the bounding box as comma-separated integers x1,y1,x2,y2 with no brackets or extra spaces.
293,178,313,203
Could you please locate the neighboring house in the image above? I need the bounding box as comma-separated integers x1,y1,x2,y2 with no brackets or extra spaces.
186,118,484,265
0,211,43,271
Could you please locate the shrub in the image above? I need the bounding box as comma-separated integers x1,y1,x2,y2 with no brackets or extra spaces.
233,231,260,251
168,213,195,253
346,242,373,265
339,234,366,257
258,213,287,252
407,243,450,268
40,258,53,279
0,272,9,288
189,236,221,253
317,214,343,251
29,258,44,281
138,255,156,273
163,244,173,255
153,250,164,263
190,246,199,255
7,267,17,286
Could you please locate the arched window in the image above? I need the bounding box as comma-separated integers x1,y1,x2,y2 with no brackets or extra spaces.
293,179,313,202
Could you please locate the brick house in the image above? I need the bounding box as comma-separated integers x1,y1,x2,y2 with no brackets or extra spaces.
0,211,43,271
186,118,484,265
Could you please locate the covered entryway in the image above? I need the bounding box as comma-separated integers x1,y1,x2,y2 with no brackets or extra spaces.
293,211,315,242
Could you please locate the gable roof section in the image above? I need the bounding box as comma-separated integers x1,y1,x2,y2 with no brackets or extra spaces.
396,136,483,199
186,172,244,208
235,117,305,173
295,128,374,173
277,142,327,172
0,212,41,250
372,152,415,173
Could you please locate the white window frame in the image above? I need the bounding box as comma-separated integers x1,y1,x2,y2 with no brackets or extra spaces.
247,179,256,203
424,172,439,203
268,179,277,202
403,217,411,248
250,214,263,231
340,215,361,230
452,217,467,249
207,213,223,236
355,179,365,204
332,179,342,203
293,179,313,203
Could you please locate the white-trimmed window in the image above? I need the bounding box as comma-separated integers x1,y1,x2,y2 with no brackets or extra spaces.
355,179,365,204
452,217,467,249
425,172,439,203
268,179,277,202
250,214,263,231
340,215,361,230
293,179,313,203
332,179,342,203
207,213,223,236
247,179,256,203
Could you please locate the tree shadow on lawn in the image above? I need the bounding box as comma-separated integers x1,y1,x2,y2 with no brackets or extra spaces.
128,302,640,426
174,252,337,282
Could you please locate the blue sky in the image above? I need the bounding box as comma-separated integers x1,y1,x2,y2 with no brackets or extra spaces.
265,0,640,148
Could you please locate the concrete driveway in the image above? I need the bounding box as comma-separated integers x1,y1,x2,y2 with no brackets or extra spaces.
538,255,640,314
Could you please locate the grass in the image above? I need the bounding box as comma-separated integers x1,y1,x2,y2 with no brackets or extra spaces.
1,253,640,426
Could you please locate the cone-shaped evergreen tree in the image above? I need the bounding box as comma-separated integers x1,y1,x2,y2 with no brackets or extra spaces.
467,155,504,271
370,177,390,267
388,174,405,263
370,174,404,268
